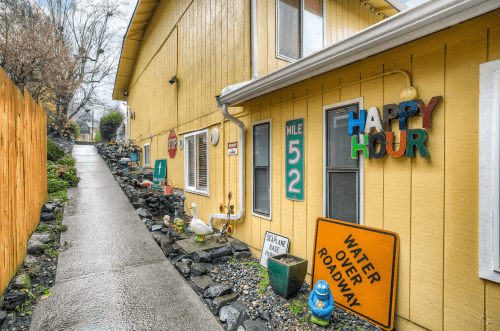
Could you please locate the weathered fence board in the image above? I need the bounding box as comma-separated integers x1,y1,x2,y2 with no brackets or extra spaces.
0,68,47,294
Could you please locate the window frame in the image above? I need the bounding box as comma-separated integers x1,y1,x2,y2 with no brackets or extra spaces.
184,129,210,196
323,97,364,225
479,59,500,283
252,119,272,220
276,0,326,63
143,142,151,168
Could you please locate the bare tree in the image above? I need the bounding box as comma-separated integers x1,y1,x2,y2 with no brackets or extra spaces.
45,0,127,120
0,0,78,106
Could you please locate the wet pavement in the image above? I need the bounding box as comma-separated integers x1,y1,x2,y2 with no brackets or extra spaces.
30,145,223,331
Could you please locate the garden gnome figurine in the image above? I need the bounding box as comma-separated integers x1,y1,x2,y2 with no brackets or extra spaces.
309,280,334,326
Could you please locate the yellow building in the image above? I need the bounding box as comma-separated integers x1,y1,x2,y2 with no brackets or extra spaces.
114,0,500,329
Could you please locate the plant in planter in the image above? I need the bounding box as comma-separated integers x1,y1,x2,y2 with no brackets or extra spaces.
268,253,308,299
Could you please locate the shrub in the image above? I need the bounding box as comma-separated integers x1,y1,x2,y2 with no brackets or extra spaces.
94,130,103,143
99,111,123,142
47,139,65,161
47,153,79,193
64,121,80,138
59,154,76,167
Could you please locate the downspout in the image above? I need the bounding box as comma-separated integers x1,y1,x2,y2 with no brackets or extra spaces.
208,0,258,230
208,102,246,229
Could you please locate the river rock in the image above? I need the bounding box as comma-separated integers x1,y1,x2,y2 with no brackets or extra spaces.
12,273,31,290
31,233,52,245
234,251,251,260
190,263,209,276
231,241,250,252
40,212,55,222
203,284,232,298
0,310,7,323
136,208,152,219
219,302,249,331
209,292,239,315
193,250,211,263
27,239,44,256
173,262,191,278
190,275,215,293
210,246,233,259
2,291,30,311
242,319,270,330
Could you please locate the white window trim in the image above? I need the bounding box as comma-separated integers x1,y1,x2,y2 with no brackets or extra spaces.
143,143,151,167
184,129,210,197
479,59,500,283
252,119,272,220
323,97,364,225
275,0,326,63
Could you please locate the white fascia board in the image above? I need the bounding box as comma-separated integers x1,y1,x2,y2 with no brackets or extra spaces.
219,0,500,107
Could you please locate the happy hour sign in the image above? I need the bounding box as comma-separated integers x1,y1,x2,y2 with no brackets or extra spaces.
260,231,290,268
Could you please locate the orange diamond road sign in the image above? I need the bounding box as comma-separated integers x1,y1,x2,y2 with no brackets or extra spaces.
311,218,399,330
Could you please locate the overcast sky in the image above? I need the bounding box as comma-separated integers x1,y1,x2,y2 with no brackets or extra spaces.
402,0,429,7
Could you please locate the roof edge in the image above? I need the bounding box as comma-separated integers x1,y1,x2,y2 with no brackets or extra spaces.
219,0,500,107
112,0,141,101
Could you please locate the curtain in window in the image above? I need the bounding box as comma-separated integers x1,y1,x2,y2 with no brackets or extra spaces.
303,0,324,57
187,137,195,187
278,0,300,60
197,134,207,190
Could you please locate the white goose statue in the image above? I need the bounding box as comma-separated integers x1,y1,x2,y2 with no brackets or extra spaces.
188,203,213,242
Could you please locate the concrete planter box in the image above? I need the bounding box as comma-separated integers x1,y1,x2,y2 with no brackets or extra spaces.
268,253,308,299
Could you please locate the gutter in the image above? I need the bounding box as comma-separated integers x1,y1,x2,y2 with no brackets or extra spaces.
208,0,258,230
219,0,500,107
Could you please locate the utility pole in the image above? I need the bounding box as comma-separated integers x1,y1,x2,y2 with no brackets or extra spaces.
91,109,94,142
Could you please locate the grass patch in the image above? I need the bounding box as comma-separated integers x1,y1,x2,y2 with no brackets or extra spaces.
242,261,270,295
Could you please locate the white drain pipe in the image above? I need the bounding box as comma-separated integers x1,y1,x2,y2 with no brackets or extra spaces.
208,102,246,230
208,0,257,230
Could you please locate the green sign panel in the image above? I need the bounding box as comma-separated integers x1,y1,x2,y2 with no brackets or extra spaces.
152,159,167,191
285,118,304,201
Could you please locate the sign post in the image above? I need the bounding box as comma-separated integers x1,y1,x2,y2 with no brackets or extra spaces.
152,159,167,191
285,118,304,201
259,231,290,268
311,218,399,331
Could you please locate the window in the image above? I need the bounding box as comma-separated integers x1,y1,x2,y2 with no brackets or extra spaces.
143,143,151,167
479,59,500,283
184,129,209,195
252,120,272,219
323,98,364,224
276,0,325,62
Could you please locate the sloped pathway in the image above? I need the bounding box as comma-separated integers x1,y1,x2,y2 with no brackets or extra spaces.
30,145,222,331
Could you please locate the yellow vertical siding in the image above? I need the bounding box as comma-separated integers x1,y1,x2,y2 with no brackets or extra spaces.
126,0,500,329
444,32,486,331
236,10,500,330
409,46,445,331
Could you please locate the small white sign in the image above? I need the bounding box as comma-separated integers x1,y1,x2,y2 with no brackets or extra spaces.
227,142,238,155
260,231,290,268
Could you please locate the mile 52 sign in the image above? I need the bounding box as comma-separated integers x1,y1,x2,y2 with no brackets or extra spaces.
285,118,304,201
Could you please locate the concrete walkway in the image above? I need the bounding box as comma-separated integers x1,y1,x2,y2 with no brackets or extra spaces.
31,145,223,331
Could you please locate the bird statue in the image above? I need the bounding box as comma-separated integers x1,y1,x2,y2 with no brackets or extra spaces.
188,203,213,242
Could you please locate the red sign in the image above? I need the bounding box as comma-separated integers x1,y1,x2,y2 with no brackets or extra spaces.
168,130,177,158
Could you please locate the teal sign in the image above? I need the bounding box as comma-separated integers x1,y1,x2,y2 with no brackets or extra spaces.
285,118,304,201
152,159,167,191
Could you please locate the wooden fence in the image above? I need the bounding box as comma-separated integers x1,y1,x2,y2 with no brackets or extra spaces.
0,68,47,294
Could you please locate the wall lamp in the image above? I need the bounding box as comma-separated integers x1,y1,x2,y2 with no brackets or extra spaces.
168,75,178,85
